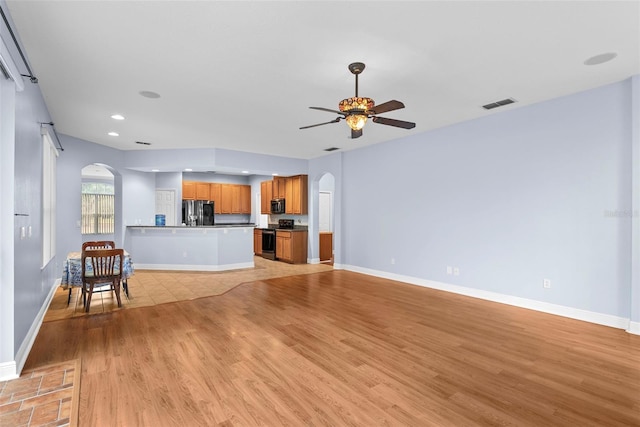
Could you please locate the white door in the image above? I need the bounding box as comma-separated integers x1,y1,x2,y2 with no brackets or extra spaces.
155,190,176,226
319,191,332,232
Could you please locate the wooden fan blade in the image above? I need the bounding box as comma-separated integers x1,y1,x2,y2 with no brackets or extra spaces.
372,116,416,129
300,117,341,129
369,100,405,115
309,106,345,115
351,129,363,139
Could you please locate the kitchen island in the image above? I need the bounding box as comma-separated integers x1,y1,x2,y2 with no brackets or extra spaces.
125,225,254,271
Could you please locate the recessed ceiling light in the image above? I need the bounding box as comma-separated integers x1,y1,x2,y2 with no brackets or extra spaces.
242,171,249,174
584,52,617,66
272,173,279,176
151,169,160,172
108,131,119,136
139,90,161,99
184,168,193,172
111,114,125,120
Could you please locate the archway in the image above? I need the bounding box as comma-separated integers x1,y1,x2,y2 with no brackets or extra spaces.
307,172,336,265
318,173,335,263
80,163,123,247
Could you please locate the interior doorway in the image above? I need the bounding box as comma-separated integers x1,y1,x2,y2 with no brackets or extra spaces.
155,190,176,226
318,174,334,264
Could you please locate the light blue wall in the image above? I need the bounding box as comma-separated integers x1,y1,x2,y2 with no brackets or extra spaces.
0,61,17,367
0,0,59,371
13,71,59,360
631,75,640,326
342,79,633,318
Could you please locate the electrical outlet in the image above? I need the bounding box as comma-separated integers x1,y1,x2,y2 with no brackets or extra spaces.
543,279,551,289
453,267,460,276
446,266,453,275
183,251,188,258
391,258,396,265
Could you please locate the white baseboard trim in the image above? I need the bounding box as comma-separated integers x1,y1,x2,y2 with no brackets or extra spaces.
135,261,254,272
0,361,18,381
10,278,61,379
628,321,640,335
343,265,632,331
308,257,320,265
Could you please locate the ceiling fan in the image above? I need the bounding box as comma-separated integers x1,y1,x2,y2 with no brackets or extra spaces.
300,62,416,139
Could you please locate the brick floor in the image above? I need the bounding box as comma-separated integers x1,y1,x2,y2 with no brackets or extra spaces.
0,360,79,427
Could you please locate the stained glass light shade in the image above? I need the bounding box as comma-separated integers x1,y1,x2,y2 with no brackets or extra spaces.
339,97,374,131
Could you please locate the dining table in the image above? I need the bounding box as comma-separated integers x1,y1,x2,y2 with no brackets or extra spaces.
61,250,134,297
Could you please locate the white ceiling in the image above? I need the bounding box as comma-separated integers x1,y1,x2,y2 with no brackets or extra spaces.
6,1,640,161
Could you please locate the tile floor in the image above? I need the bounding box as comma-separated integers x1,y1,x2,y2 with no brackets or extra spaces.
44,256,333,321
0,359,79,427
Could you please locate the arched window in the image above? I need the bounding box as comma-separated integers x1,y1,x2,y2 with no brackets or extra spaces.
81,165,114,234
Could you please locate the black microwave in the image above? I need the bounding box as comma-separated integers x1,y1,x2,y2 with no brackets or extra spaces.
271,198,285,214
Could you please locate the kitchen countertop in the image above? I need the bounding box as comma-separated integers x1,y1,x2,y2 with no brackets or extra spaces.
257,226,308,232
127,224,256,228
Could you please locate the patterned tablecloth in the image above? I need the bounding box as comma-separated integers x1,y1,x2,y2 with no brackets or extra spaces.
61,251,134,289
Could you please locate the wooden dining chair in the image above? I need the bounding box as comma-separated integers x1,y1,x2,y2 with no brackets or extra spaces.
67,241,116,305
82,240,115,251
81,248,124,312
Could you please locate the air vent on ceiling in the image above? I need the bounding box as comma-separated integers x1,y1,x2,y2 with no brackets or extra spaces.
482,98,516,110
135,141,151,145
324,147,340,152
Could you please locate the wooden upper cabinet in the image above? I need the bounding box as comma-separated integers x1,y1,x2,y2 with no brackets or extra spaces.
240,185,251,214
284,178,294,214
273,176,286,199
182,181,196,200
260,180,273,214
195,182,210,200
267,175,307,214
287,175,308,214
210,183,222,214
180,181,252,215
220,184,233,214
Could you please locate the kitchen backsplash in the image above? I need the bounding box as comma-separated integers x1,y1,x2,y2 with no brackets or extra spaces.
269,214,308,226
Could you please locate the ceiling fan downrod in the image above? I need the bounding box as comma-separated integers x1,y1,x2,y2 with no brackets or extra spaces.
348,62,365,98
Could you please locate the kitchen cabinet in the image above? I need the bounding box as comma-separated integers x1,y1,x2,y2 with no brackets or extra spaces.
228,184,250,214
182,181,196,200
284,178,293,213
195,182,210,200
253,228,262,255
260,180,272,214
257,175,307,215
220,184,233,214
240,185,251,214
210,183,221,214
319,232,333,262
231,185,241,213
273,176,286,199
285,175,308,214
276,230,307,264
181,181,250,215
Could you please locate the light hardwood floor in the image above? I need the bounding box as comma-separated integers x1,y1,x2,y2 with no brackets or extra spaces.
26,269,640,426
